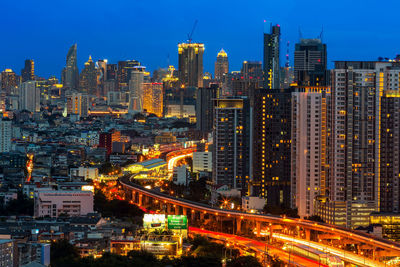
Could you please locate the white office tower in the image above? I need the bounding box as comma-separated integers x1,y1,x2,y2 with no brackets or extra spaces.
0,118,12,152
291,87,330,219
128,70,144,113
19,81,40,113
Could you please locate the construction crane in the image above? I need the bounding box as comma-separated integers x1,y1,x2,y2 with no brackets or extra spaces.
187,20,198,43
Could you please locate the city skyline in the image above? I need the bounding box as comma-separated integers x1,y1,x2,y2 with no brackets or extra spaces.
2,0,400,78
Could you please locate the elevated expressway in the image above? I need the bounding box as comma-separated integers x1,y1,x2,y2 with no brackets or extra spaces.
120,177,400,266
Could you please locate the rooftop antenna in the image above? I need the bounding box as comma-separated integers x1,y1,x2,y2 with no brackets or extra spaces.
298,27,303,40
285,41,290,68
187,20,198,43
319,25,324,41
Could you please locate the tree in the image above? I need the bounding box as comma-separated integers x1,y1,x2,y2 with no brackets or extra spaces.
0,191,34,216
94,190,144,219
127,250,159,267
227,256,262,267
51,239,79,267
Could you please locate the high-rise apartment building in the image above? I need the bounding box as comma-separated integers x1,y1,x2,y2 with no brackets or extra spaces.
215,49,229,82
19,81,40,113
252,89,292,208
263,24,280,89
21,59,35,82
0,118,12,153
196,85,218,138
294,39,327,86
1,69,18,95
79,56,97,96
178,43,204,88
142,82,163,117
291,86,330,218
62,44,79,90
213,97,252,193
321,61,387,228
67,92,89,118
380,92,400,213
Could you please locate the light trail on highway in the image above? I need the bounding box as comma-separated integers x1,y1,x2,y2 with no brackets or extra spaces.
167,153,193,178
273,233,385,267
189,227,328,267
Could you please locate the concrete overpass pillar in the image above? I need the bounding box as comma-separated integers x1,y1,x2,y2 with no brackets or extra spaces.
305,229,311,241
182,207,187,216
131,191,136,204
190,210,195,221
236,218,242,233
256,221,261,237
138,194,143,206
174,206,179,215
167,204,172,214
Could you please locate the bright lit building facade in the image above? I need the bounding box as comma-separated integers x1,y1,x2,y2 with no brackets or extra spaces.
178,43,204,88
142,82,163,117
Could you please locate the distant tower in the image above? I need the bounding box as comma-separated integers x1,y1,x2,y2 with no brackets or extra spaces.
0,69,18,95
21,59,35,82
79,56,97,95
263,24,280,89
18,81,40,113
294,39,327,86
62,44,79,90
178,43,204,88
0,118,11,153
215,49,229,82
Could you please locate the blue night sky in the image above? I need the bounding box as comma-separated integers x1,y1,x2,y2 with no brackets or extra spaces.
1,0,399,79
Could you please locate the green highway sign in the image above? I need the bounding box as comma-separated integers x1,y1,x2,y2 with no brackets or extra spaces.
167,215,188,230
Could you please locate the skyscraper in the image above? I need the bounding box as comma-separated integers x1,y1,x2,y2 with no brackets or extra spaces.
142,83,163,117
0,118,11,153
380,92,400,213
252,89,292,208
178,43,204,88
323,61,383,228
213,97,252,193
291,86,330,218
117,60,140,89
21,59,35,82
19,81,40,113
294,39,327,86
106,64,117,81
263,24,280,89
96,59,107,97
215,49,229,82
79,56,97,95
0,69,18,95
196,84,218,137
128,68,145,113
62,44,79,90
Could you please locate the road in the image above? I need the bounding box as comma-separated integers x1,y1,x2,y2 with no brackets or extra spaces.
273,233,384,267
189,227,328,267
167,153,193,178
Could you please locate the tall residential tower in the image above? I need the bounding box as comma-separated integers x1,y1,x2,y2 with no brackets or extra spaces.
263,24,280,89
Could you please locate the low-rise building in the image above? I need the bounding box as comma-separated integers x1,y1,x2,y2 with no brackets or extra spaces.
241,196,265,212
34,190,93,218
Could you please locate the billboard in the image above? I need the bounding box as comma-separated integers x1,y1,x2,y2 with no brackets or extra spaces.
143,214,166,229
167,215,188,230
